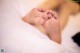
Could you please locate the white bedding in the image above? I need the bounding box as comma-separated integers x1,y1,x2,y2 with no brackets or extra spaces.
0,0,80,53
62,13,80,53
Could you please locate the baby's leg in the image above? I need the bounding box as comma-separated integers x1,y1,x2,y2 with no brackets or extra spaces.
38,0,65,9
38,0,79,30
59,2,79,30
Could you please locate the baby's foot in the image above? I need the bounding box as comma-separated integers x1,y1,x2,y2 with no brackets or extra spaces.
22,8,48,25
42,10,61,44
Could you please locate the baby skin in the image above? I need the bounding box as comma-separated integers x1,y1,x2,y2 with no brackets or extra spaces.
23,8,61,44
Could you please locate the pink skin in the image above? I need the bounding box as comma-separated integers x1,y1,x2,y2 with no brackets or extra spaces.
36,8,60,36
23,8,61,43
23,8,49,25
38,9,61,44
42,11,60,35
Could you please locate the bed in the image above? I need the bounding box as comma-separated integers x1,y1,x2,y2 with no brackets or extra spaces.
0,0,80,53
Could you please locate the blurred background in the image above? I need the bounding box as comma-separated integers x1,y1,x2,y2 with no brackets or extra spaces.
0,0,80,53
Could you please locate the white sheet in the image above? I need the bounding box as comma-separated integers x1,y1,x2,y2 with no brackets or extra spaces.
0,0,80,53
62,13,80,53
0,0,65,53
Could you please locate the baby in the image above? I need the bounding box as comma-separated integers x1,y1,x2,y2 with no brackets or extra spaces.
22,8,61,44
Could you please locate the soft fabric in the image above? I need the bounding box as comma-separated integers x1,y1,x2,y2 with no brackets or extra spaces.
0,0,80,53
0,0,65,53
62,13,80,53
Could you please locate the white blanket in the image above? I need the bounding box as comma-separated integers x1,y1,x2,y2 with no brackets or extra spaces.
0,0,80,53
